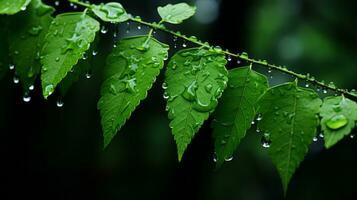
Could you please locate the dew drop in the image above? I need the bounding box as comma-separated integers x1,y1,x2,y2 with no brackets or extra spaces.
28,85,34,91
56,99,64,108
227,55,232,62
92,50,98,56
54,1,60,6
23,93,31,103
256,114,263,121
323,89,327,94
326,114,348,130
163,92,169,100
137,25,141,30
261,133,271,148
13,75,19,84
313,136,318,142
9,64,15,70
182,42,187,48
319,133,324,138
224,156,233,162
162,82,168,90
100,26,108,34
82,53,88,60
213,152,217,162
350,134,355,139
85,72,92,79
305,83,309,88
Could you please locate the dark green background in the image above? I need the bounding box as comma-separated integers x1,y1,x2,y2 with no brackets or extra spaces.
0,0,356,199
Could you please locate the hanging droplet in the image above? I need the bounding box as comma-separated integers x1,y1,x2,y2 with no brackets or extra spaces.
85,72,92,79
237,59,241,64
9,64,15,70
224,156,233,162
54,1,60,6
92,50,98,56
137,25,141,30
323,89,327,94
251,120,255,125
13,75,19,84
319,133,324,138
305,83,309,88
256,114,262,121
56,99,64,108
163,92,169,100
227,55,232,62
82,52,88,60
182,42,187,48
100,26,108,34
126,22,131,33
213,152,218,163
326,114,348,130
313,136,318,142
350,134,355,139
162,82,168,90
23,93,31,103
28,85,34,91
261,133,271,148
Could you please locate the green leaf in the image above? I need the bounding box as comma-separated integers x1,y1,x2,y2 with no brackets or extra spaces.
212,66,268,167
98,35,169,148
0,0,31,15
40,12,100,98
165,48,228,160
8,0,54,91
157,3,196,24
91,2,129,23
257,82,322,193
320,96,357,148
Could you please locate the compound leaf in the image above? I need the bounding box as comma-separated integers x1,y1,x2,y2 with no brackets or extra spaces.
40,12,100,98
91,2,129,23
165,48,228,160
8,0,54,91
257,81,322,193
0,0,31,15
158,3,196,24
320,96,357,148
98,35,169,148
212,66,268,167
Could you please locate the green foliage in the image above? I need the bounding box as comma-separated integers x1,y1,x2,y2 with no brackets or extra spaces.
257,82,322,193
98,36,169,148
8,0,54,92
91,2,129,23
158,3,196,24
0,0,31,15
0,0,356,195
164,48,228,160
320,96,357,148
212,66,268,167
40,12,99,98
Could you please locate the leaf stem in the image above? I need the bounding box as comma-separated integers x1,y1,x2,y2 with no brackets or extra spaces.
69,0,357,101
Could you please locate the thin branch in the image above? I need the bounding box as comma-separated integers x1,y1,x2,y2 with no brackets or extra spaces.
69,0,357,101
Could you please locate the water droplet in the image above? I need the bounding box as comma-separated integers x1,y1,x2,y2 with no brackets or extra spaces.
54,1,60,6
227,55,232,62
236,59,241,64
56,99,64,107
350,134,355,139
182,42,187,48
251,120,255,125
256,114,263,121
326,114,348,130
182,81,197,101
13,75,19,84
92,50,98,56
319,133,324,138
313,136,318,142
162,82,168,90
82,53,88,60
261,133,271,148
213,153,218,163
55,57,60,62
9,64,15,70
163,92,169,100
44,84,54,96
323,89,327,94
193,97,218,112
28,85,34,91
100,26,108,34
23,93,31,103
305,83,309,88
21,6,27,11
85,73,92,79
224,156,233,162
137,25,141,30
